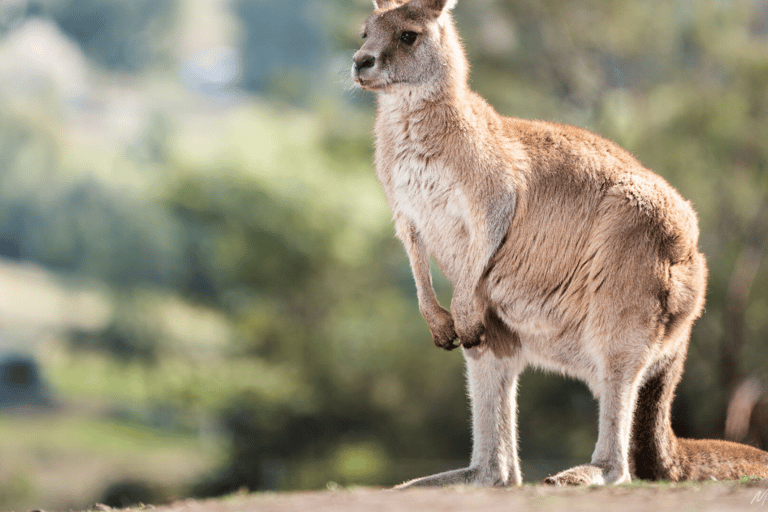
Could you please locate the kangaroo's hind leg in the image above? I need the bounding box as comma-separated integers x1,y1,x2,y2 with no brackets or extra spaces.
544,338,653,486
396,310,524,488
543,248,668,485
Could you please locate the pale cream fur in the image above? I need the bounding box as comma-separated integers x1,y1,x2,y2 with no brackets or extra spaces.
353,0,768,487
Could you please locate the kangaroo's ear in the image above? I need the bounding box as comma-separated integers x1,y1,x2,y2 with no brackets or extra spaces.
419,0,458,13
372,0,400,9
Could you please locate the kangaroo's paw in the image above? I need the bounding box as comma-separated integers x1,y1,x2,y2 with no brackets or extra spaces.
395,466,514,489
543,463,630,486
426,308,461,351
455,321,485,349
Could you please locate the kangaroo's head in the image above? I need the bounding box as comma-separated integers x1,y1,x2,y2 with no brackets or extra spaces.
351,0,466,95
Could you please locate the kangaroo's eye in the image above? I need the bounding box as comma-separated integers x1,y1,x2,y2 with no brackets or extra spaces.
361,32,367,39
400,31,418,45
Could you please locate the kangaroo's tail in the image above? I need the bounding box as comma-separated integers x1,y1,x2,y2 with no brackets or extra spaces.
630,352,768,481
674,438,768,480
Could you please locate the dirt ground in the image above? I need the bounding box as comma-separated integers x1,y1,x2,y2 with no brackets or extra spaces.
101,480,768,512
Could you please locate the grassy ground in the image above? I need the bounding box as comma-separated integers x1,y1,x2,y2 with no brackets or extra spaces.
83,479,768,512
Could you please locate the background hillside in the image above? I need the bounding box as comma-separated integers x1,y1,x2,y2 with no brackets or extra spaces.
0,0,766,510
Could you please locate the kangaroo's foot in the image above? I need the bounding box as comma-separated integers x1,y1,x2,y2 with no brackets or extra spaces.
543,463,630,486
395,466,516,489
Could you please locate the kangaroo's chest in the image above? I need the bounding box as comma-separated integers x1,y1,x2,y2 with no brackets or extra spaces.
381,150,471,282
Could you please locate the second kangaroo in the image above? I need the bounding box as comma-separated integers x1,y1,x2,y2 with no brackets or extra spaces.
352,0,768,486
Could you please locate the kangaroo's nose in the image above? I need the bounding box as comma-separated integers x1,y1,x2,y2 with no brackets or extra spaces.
353,53,376,71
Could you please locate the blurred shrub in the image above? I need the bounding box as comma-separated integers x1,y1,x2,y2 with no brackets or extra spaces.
100,479,165,509
0,355,53,408
69,322,158,365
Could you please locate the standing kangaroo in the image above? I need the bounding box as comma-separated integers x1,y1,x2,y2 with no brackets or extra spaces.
352,0,768,486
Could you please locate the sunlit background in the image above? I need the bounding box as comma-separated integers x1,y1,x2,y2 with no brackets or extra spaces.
0,0,767,509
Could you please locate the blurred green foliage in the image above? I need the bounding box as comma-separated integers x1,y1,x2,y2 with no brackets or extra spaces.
0,0,766,509
45,0,177,71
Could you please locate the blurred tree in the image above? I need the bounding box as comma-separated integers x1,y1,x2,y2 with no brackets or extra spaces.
41,0,176,71
166,174,328,305
233,0,328,102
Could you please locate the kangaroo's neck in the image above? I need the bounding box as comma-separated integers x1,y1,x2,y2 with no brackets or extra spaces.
374,91,472,169
375,83,505,174
377,83,466,124
374,18,477,137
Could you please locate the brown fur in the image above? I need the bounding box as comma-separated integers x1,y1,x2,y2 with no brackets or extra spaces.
352,0,768,486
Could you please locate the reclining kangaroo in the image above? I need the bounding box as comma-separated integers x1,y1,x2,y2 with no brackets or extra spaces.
352,0,768,486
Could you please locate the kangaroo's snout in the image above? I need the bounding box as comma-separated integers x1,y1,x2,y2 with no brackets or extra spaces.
353,53,376,72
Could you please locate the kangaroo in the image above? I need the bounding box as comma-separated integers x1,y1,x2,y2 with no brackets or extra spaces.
352,0,768,487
